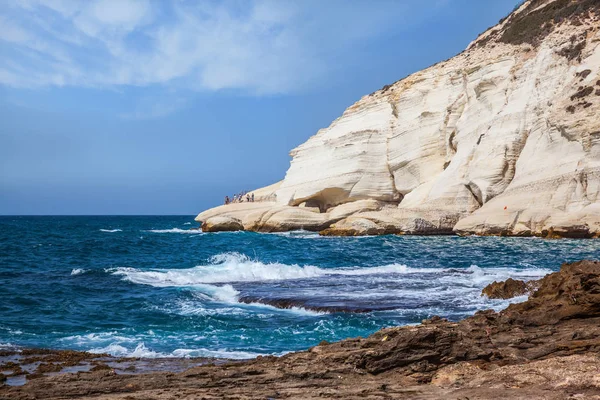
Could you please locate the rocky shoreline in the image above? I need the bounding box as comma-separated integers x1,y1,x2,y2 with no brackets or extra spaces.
3,259,600,399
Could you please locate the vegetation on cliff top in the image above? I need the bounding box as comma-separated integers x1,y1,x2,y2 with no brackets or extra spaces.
498,0,599,45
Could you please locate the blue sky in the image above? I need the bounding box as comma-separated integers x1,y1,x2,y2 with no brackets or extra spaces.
0,0,518,215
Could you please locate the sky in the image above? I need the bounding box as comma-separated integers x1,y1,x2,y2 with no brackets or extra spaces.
0,0,519,215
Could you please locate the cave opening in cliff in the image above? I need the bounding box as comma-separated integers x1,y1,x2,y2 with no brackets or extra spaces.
298,188,350,213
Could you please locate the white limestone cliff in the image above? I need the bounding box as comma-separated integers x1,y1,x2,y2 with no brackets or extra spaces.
196,0,600,238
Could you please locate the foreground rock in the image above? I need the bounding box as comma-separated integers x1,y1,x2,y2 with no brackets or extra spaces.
196,0,600,237
3,260,600,399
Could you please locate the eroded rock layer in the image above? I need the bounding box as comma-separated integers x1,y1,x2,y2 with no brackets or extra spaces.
197,0,600,236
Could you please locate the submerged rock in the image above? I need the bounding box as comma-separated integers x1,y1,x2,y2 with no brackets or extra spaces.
237,296,399,313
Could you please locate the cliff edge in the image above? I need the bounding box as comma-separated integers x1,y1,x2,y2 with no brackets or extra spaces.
197,0,600,237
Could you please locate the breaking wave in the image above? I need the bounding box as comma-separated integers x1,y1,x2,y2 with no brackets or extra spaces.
100,229,122,233
112,252,550,287
112,253,412,286
62,330,275,359
145,228,203,234
88,342,270,359
70,268,86,275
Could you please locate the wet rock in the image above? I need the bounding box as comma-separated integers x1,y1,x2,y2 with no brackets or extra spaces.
35,363,62,374
482,277,540,299
502,259,600,325
237,296,399,313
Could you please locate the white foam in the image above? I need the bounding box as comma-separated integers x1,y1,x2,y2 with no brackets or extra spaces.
61,331,137,345
89,343,163,358
464,264,549,285
146,228,203,234
267,230,321,239
231,300,328,316
112,255,412,287
88,342,269,359
112,253,551,289
71,268,86,275
192,284,240,303
100,229,122,233
170,348,269,359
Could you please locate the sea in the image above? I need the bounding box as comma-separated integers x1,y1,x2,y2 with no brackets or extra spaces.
1,216,599,359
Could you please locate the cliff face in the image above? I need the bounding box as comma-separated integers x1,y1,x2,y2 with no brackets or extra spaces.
197,0,600,237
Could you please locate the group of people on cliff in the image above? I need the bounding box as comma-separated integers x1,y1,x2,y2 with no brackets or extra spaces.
225,191,254,205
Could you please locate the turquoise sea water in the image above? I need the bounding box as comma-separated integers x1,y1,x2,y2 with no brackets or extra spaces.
1,216,599,359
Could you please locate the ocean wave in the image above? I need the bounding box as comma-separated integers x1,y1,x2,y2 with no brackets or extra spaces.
70,268,86,275
100,229,122,233
191,284,240,303
267,230,322,239
111,253,414,287
112,252,550,288
242,303,328,316
461,265,550,285
61,331,138,346
88,342,269,359
145,228,203,234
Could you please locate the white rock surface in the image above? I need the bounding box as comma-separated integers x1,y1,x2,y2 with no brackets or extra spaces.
197,0,600,237
202,216,244,232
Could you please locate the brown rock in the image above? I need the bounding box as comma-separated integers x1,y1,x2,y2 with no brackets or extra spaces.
503,259,600,325
482,277,540,299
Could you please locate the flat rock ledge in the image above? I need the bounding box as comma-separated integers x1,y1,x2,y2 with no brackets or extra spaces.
4,260,600,400
195,200,600,238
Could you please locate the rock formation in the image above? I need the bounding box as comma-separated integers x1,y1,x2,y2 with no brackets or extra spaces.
5,260,600,399
481,277,541,299
197,0,600,237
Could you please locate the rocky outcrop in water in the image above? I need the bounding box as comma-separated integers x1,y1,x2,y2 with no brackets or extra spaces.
481,277,541,299
4,260,600,399
237,296,400,313
197,0,600,237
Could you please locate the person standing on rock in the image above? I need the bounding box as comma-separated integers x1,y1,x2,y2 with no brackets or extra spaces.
225,196,230,205
251,193,254,202
246,194,250,202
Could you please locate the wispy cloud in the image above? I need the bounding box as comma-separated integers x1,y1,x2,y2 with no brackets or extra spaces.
118,95,187,120
0,0,430,97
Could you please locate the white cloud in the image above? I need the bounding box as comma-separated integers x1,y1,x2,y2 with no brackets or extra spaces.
0,0,436,96
73,0,152,38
